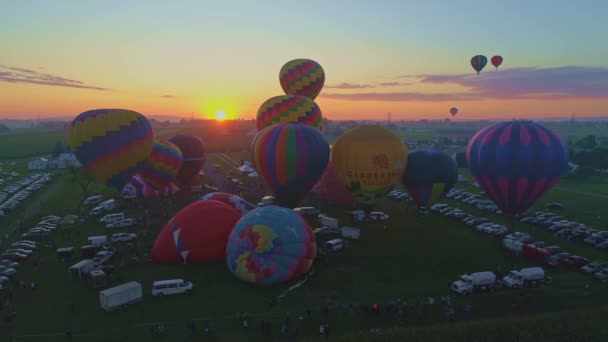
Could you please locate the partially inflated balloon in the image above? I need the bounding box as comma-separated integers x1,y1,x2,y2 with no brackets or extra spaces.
402,150,458,209
139,141,183,189
491,55,503,69
467,121,568,217
123,174,179,199
332,125,408,206
226,206,316,286
279,59,325,100
450,107,458,117
252,123,330,208
68,109,154,189
256,95,323,131
470,55,487,75
151,200,241,263
200,192,257,216
168,134,206,187
315,159,356,207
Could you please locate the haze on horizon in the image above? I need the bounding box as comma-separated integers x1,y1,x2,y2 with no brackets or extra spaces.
1,0,607,121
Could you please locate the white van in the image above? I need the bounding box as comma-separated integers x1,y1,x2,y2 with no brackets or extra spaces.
88,235,108,246
83,195,105,206
325,239,344,252
151,279,193,297
99,213,125,224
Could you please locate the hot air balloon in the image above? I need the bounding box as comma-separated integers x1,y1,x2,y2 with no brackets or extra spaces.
466,121,568,219
491,55,503,69
122,174,179,199
151,199,242,263
402,150,458,209
200,192,257,216
450,107,458,117
226,205,316,286
138,141,183,190
470,55,488,75
315,159,356,207
168,134,206,187
279,59,325,100
257,95,323,131
68,109,154,190
332,125,408,207
252,123,330,208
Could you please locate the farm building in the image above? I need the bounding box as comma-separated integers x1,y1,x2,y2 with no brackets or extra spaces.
28,158,48,170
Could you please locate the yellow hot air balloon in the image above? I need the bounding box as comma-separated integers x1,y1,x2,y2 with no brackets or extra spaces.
331,125,408,206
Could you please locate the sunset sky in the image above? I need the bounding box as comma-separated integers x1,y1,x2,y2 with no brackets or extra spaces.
1,0,607,121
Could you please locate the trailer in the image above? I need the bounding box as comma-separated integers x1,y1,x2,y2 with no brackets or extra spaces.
99,281,143,312
70,259,96,280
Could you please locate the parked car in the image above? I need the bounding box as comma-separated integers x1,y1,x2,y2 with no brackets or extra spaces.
0,253,28,262
5,248,33,256
0,260,19,269
368,212,389,221
594,268,608,282
106,218,138,229
562,255,590,268
92,251,114,266
547,252,571,267
0,266,17,277
111,233,137,242
581,262,606,274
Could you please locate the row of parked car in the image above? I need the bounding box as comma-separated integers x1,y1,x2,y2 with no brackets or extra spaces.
0,236,40,289
431,203,509,237
388,190,412,202
446,188,502,215
20,214,78,241
0,172,57,215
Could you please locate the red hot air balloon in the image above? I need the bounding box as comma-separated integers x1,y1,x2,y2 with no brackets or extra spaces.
315,160,356,207
491,55,503,69
151,200,241,263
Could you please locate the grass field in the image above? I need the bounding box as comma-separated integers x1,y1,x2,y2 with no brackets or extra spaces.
0,129,67,159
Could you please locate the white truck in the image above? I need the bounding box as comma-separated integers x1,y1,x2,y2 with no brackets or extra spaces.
99,281,143,312
502,267,551,288
258,196,275,207
451,271,500,295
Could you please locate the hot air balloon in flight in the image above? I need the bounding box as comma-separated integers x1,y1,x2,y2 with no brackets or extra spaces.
279,59,325,100
402,150,458,209
226,205,316,286
168,134,206,188
466,121,568,219
151,200,242,263
315,159,357,207
491,55,503,69
450,107,458,117
68,109,154,190
256,95,323,131
200,192,257,216
470,55,488,75
252,123,330,208
331,125,408,207
138,141,183,190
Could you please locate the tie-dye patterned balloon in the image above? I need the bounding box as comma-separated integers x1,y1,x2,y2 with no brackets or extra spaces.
226,206,316,286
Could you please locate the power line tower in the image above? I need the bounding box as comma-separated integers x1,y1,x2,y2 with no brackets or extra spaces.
387,112,392,122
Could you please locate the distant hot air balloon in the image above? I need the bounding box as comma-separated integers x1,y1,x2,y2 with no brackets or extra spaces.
226,205,316,286
256,95,323,131
279,59,325,100
200,192,257,216
491,55,503,69
252,123,330,208
450,107,458,117
467,121,568,220
470,55,488,75
139,141,183,190
68,109,154,190
122,174,179,199
151,200,242,263
402,150,458,209
331,125,408,207
315,159,356,207
168,134,206,188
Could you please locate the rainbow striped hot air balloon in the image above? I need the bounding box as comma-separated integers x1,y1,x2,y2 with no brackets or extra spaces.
279,59,325,100
252,123,330,208
256,95,323,131
69,109,154,189
138,140,183,190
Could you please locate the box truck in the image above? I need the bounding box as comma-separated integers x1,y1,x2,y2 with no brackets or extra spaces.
99,281,143,312
502,267,551,288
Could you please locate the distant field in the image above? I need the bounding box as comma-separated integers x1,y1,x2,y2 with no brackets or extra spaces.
0,128,67,159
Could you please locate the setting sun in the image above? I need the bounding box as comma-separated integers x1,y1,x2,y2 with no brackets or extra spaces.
215,110,227,121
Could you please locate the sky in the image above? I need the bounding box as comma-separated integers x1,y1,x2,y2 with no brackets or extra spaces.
1,0,607,121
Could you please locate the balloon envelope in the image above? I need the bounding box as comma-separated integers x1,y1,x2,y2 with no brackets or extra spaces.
123,174,179,199
252,123,330,208
200,192,257,216
139,141,183,189
168,134,206,187
256,95,323,131
450,107,458,117
331,125,408,206
151,200,241,263
491,55,503,69
402,150,458,209
466,121,568,217
315,159,356,207
279,59,325,100
470,55,488,74
226,205,316,286
68,109,154,189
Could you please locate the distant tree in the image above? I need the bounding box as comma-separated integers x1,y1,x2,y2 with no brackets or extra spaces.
573,148,608,170
575,135,597,150
573,165,595,179
0,123,9,133
455,151,468,168
52,141,65,157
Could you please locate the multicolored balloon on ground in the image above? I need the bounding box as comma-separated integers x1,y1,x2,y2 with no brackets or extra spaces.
331,125,408,206
315,159,356,207
226,206,316,286
402,150,458,209
279,59,325,100
200,192,257,216
450,107,458,117
68,109,154,189
168,134,206,187
139,141,183,189
252,123,330,208
256,95,323,131
491,55,503,69
122,174,179,199
151,200,241,263
467,121,568,218
470,55,488,75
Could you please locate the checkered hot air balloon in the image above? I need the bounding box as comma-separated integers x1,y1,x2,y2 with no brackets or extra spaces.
138,140,183,190
256,95,323,131
279,59,325,100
